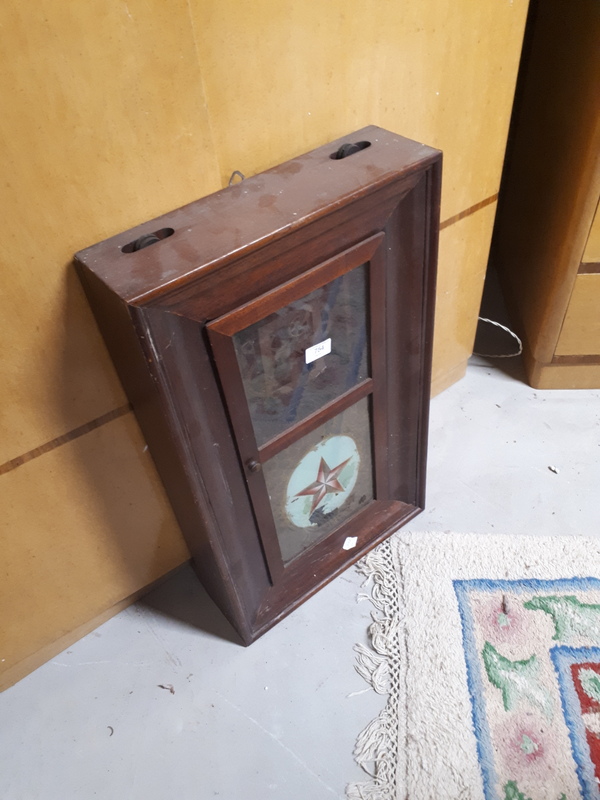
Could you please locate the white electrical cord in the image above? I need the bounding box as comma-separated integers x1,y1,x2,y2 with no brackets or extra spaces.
473,316,523,358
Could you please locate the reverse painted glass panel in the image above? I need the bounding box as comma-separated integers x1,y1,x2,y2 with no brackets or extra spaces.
261,397,374,564
233,264,369,446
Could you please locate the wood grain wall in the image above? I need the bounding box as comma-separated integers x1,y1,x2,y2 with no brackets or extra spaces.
583,204,600,264
0,0,529,689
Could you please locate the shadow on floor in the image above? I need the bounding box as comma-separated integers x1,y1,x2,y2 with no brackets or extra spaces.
138,564,242,646
469,352,528,384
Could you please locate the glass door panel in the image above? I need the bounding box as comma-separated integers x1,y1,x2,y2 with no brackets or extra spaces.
232,263,369,446
261,396,373,564
207,233,386,576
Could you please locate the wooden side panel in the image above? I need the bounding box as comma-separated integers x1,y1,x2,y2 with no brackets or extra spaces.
0,0,221,462
555,275,600,357
492,0,600,365
524,358,600,391
0,413,189,690
582,202,600,264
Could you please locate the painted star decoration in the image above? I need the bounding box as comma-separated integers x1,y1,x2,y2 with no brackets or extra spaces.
295,456,352,514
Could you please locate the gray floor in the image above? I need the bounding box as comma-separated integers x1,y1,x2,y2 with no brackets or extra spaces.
1,355,599,800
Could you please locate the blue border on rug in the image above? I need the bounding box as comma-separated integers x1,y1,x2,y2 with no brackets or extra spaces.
454,577,600,800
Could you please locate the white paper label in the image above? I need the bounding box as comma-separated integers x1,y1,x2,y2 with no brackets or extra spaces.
305,338,331,364
343,536,358,551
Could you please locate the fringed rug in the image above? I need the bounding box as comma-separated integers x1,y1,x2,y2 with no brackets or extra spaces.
348,532,600,800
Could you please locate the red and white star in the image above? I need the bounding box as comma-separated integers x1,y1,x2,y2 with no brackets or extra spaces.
295,456,352,514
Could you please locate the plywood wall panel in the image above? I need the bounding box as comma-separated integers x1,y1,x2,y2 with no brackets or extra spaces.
582,202,600,263
431,203,499,395
555,274,600,356
0,0,221,462
190,0,528,222
0,413,189,686
525,360,600,391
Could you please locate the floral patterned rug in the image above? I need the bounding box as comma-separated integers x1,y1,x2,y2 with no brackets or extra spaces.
348,532,600,800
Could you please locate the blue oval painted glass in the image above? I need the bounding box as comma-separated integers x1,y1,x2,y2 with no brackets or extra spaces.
286,435,360,528
261,397,373,564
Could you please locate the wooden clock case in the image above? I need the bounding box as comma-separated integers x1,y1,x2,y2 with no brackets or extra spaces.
75,126,441,644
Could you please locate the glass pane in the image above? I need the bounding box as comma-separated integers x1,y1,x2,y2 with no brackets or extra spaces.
233,264,369,446
261,397,374,565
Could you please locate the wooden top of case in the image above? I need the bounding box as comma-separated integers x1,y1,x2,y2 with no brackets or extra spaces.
75,125,440,304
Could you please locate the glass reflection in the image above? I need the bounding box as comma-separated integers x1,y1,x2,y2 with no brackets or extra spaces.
261,397,373,564
233,264,369,446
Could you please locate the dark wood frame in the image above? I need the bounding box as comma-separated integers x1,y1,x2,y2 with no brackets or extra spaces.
75,126,441,643
207,233,386,582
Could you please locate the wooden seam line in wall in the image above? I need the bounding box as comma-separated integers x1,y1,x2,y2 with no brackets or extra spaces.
0,192,498,478
0,405,131,477
438,193,498,231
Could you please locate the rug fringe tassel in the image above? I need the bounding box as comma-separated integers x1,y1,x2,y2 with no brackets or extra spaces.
346,779,389,800
353,707,396,770
347,540,400,800
347,710,396,799
353,643,390,694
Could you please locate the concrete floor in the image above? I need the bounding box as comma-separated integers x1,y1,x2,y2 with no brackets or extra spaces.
1,355,599,799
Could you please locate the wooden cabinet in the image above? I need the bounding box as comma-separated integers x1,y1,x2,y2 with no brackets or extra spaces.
75,127,441,643
491,0,600,389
